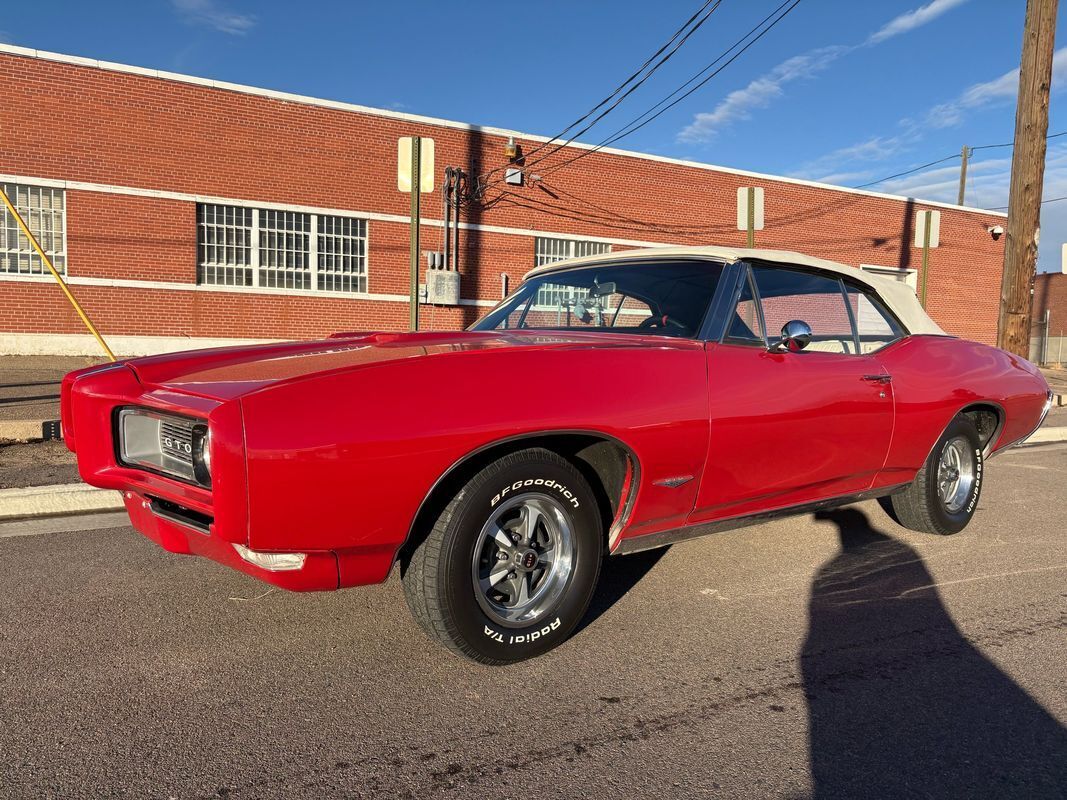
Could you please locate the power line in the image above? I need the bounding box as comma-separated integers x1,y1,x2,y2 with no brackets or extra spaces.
544,0,799,167
513,0,720,165
480,0,726,186
491,0,804,188
850,154,961,189
991,194,1067,211
850,130,1067,190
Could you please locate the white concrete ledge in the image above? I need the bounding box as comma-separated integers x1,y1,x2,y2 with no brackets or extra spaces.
0,420,50,443
0,483,125,520
1023,426,1067,445
0,333,280,357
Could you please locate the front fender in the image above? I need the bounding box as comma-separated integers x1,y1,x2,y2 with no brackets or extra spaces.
238,344,709,585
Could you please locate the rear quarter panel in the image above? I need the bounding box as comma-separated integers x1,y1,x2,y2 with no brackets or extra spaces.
238,341,709,580
876,335,1049,485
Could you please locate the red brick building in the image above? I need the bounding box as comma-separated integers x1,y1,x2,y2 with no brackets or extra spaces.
0,43,1010,356
1032,272,1067,364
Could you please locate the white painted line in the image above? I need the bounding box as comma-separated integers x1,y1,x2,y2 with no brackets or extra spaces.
0,170,670,251
0,483,125,521
0,511,130,539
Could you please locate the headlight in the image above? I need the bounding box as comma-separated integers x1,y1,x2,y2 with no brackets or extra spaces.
118,408,211,487
192,424,212,487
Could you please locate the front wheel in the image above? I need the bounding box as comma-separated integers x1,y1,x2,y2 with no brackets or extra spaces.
880,415,984,536
401,448,603,664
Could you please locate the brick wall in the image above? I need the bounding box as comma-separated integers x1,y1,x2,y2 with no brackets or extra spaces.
0,49,1009,346
1033,273,1067,335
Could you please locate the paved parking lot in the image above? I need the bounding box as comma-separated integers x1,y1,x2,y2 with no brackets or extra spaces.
1,444,1065,799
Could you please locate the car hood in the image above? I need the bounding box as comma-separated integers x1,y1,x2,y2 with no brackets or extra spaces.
126,330,699,401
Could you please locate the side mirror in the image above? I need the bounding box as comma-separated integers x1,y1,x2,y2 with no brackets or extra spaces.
771,319,812,352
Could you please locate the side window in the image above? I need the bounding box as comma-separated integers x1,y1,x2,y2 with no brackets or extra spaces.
724,269,765,345
751,266,856,354
612,294,654,326
844,284,905,354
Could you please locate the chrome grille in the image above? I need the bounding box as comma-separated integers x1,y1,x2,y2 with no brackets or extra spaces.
159,420,194,464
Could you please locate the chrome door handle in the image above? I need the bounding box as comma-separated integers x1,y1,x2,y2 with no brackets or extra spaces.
862,374,892,384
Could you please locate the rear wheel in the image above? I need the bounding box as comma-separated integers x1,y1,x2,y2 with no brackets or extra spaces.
401,448,603,664
880,415,984,535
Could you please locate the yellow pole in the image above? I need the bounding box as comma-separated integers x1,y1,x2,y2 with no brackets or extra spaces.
0,187,116,361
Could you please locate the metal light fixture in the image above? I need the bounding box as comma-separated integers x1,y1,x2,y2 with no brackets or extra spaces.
504,136,519,160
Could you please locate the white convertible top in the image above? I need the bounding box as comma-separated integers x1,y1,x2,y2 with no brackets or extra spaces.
523,245,946,336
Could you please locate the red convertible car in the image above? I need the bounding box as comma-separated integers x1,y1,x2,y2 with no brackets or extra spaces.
62,246,1052,663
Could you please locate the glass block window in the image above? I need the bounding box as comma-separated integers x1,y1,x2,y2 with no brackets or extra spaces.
1,183,66,275
197,204,368,292
533,237,611,307
318,215,367,293
197,204,253,286
259,210,311,290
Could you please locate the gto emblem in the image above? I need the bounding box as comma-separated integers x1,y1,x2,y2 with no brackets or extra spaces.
160,435,192,455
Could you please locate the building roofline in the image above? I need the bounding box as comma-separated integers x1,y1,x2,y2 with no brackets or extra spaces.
0,41,1007,219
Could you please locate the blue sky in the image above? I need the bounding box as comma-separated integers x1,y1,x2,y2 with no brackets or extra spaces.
3,0,1067,270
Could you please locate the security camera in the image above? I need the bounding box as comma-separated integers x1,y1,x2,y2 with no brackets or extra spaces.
988,225,1004,241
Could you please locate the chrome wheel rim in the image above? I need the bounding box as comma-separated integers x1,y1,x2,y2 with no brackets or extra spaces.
472,493,575,628
937,436,975,513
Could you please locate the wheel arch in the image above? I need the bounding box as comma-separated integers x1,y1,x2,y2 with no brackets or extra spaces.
918,401,1004,469
398,430,641,567
958,401,1005,458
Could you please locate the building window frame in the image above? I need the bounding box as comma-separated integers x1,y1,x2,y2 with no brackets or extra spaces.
197,203,369,294
1,182,68,277
533,236,613,308
534,235,612,268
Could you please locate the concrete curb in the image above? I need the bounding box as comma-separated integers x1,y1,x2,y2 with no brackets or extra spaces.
1023,426,1067,445
0,420,52,443
0,483,125,521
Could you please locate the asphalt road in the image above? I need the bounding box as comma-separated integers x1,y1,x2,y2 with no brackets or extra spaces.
2,445,1066,799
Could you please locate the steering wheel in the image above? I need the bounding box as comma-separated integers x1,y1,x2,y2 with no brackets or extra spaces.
638,314,689,335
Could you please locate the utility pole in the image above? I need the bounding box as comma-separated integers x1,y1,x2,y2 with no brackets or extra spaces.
957,145,971,206
998,0,1059,356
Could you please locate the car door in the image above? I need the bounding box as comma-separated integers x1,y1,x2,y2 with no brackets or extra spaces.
689,262,896,524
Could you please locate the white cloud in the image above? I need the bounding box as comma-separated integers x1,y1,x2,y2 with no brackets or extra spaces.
171,0,256,35
866,0,971,45
677,46,846,143
796,45,1067,194
789,136,910,183
675,0,971,144
0,30,11,43
924,47,1067,128
864,143,1067,272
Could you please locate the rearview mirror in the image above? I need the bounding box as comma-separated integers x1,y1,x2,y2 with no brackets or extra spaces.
588,281,617,298
771,319,812,353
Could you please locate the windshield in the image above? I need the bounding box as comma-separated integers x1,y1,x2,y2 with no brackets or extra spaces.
471,259,725,338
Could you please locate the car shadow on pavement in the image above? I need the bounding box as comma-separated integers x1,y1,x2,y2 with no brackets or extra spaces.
573,546,669,636
803,509,1067,799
